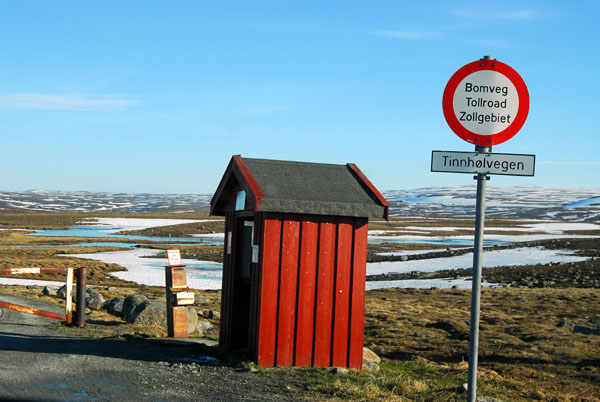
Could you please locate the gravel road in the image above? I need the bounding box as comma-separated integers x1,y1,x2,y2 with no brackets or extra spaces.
0,294,299,402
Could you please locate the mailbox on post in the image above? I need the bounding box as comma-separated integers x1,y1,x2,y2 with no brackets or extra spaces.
165,249,193,337
211,155,389,369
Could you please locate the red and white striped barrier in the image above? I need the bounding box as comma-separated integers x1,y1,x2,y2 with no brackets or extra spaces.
0,267,83,325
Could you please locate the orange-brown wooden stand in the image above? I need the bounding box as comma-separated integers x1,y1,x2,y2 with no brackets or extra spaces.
165,265,189,337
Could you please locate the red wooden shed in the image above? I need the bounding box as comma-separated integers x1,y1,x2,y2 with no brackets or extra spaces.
210,155,389,369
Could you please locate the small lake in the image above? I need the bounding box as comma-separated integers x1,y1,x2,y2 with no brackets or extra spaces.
28,225,505,248
368,237,509,247
28,226,223,246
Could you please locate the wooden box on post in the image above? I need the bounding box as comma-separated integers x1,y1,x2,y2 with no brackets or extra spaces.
210,156,389,369
165,250,189,338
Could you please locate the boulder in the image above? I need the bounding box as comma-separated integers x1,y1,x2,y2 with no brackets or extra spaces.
196,318,214,335
103,298,125,316
187,306,198,335
363,347,381,372
42,286,59,297
132,300,168,327
56,285,104,310
85,289,104,310
56,284,75,300
122,295,149,322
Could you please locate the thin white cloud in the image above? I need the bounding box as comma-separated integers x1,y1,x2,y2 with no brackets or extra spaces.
452,5,546,21
0,93,140,111
375,30,440,39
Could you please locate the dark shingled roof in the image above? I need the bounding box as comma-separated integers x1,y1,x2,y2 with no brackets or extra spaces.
210,156,389,219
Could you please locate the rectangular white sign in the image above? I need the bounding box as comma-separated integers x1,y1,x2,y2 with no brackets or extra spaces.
167,249,182,266
431,150,535,176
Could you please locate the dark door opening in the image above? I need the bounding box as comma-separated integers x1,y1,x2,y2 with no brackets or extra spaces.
231,218,254,348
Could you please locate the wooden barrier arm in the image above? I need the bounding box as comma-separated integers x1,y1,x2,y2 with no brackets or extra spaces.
0,266,79,326
0,267,68,275
0,301,67,321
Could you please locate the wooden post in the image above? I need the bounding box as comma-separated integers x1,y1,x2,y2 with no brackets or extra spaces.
75,268,86,327
65,268,74,324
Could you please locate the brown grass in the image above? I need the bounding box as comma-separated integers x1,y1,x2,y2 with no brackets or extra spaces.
1,212,598,401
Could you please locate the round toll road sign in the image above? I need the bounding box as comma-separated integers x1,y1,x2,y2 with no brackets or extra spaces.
442,58,529,146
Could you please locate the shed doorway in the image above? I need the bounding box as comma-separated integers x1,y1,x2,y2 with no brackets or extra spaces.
231,218,254,348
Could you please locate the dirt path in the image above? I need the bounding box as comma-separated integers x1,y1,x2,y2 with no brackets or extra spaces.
0,294,298,402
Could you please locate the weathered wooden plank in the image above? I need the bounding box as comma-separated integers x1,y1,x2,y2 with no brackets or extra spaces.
348,219,368,369
331,219,353,367
313,219,337,367
276,217,300,367
294,218,319,366
257,217,282,367
0,267,67,275
0,301,66,321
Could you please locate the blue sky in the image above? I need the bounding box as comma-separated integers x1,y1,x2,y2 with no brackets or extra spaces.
1,1,598,194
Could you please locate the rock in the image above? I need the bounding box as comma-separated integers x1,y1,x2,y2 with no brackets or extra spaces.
56,285,104,310
589,317,600,328
103,297,125,316
363,360,380,372
556,320,575,329
187,306,198,334
573,326,600,336
400,255,408,262
207,310,220,320
362,347,381,371
196,318,214,335
86,289,104,310
132,300,168,327
56,284,74,300
42,286,58,297
122,295,149,322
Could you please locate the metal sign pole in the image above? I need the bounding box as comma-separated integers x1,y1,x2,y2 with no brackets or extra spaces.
467,144,490,402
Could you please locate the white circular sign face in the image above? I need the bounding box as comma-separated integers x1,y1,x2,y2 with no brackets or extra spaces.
452,70,519,136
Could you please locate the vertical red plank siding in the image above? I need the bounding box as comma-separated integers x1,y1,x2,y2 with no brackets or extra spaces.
331,220,353,367
313,219,337,367
348,219,368,369
276,218,300,366
257,217,282,367
294,219,319,366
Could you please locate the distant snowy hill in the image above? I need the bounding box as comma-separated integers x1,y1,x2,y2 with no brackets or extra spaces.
0,191,212,214
386,187,600,221
1,187,599,221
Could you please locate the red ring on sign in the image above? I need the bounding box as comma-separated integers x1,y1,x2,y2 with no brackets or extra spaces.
442,59,529,146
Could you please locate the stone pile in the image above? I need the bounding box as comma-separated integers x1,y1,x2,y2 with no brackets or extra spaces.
43,286,219,336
